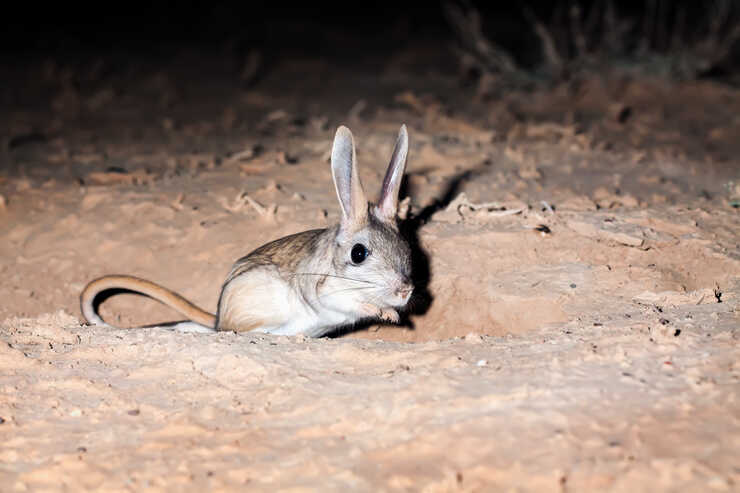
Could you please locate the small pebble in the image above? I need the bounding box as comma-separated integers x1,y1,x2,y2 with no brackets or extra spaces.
476,359,488,367
464,332,484,344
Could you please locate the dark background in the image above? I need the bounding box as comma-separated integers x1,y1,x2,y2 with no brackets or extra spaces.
1,2,725,64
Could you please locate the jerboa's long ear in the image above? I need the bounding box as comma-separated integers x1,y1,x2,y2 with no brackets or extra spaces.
376,124,409,221
331,125,368,232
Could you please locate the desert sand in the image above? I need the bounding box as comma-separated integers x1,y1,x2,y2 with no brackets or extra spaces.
1,44,739,491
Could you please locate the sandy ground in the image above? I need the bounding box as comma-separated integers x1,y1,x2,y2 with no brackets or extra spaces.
0,48,739,491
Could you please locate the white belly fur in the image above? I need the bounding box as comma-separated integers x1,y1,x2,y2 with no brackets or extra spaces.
219,267,353,337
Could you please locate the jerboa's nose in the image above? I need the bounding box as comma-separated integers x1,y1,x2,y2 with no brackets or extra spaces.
396,280,413,298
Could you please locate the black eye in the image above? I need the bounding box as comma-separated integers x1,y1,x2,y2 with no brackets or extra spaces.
350,243,368,264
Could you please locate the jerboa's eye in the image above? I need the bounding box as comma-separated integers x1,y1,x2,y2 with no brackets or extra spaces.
350,243,368,264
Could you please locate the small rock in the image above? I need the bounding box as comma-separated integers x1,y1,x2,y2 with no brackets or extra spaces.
464,332,484,344
558,196,597,211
